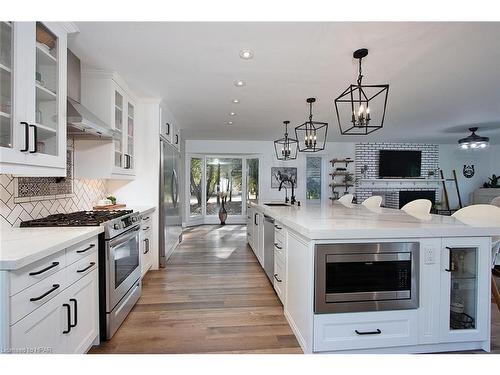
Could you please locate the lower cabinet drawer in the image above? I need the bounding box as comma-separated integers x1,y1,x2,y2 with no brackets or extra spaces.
273,256,285,304
10,268,68,325
66,251,98,287
313,310,418,352
66,237,98,266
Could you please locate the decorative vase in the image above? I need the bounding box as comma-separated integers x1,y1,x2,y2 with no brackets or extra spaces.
218,197,227,225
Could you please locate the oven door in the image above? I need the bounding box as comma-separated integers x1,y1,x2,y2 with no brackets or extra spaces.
106,225,141,311
315,242,419,313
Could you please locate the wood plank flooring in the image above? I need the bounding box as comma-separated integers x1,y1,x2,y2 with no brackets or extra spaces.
90,225,302,354
90,224,500,354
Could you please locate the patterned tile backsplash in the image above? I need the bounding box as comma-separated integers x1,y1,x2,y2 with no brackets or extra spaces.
0,145,107,227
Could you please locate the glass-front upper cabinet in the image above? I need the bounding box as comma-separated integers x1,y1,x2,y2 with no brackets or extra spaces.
0,21,67,176
111,82,134,174
113,89,123,168
440,238,489,343
0,22,13,149
126,101,134,169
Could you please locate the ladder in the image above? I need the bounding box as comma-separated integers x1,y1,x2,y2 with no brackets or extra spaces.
439,169,463,214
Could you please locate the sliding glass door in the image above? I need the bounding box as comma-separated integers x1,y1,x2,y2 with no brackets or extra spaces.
187,155,259,224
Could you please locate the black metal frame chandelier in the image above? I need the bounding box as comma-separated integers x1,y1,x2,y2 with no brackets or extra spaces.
274,121,298,160
294,98,328,152
334,48,389,135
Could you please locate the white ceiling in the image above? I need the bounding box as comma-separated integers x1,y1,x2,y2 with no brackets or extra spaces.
69,22,500,144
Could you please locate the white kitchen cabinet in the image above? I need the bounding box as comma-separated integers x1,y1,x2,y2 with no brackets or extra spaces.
0,21,68,176
273,221,286,305
64,270,98,354
253,211,264,265
74,71,136,179
246,205,254,250
3,235,99,354
160,104,180,150
140,215,153,278
439,237,490,344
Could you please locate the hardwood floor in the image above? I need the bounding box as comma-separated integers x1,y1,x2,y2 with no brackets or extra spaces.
90,225,302,354
90,224,500,354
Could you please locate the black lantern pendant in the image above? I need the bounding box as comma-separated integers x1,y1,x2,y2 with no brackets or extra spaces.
334,48,389,135
295,98,328,152
274,121,298,160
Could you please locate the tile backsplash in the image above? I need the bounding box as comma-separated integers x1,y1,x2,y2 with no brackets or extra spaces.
0,143,107,227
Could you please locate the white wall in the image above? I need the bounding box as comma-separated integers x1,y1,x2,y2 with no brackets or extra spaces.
439,144,499,208
185,140,355,205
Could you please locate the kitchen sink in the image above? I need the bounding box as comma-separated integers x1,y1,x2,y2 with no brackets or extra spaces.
264,203,290,207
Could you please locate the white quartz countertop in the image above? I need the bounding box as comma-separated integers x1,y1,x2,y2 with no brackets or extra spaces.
250,201,500,240
126,205,156,216
0,226,104,270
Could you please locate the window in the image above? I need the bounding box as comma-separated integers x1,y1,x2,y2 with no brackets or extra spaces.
247,158,259,202
206,158,243,215
306,156,322,200
189,157,203,216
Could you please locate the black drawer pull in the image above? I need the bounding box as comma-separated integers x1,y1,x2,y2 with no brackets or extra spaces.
143,216,150,220
143,226,150,231
29,261,59,276
76,244,95,254
355,329,381,335
63,303,71,334
274,225,283,230
77,262,95,273
30,284,60,302
274,243,282,250
70,298,78,328
273,274,282,283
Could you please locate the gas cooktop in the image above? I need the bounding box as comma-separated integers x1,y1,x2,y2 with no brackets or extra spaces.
20,210,133,227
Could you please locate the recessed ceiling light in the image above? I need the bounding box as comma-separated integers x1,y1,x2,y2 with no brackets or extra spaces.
232,99,240,104
239,49,254,60
227,121,233,125
234,80,246,87
229,112,236,116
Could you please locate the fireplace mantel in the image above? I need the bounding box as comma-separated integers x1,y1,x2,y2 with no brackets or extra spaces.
358,178,444,188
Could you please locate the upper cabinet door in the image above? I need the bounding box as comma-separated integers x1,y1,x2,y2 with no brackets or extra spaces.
125,100,135,171
113,85,125,170
0,21,67,176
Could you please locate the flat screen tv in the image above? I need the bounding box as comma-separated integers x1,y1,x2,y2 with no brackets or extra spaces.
379,150,422,178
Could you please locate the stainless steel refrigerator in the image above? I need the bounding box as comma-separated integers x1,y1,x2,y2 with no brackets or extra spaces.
159,137,182,268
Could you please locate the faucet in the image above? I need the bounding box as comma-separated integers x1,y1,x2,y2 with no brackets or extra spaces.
278,177,296,205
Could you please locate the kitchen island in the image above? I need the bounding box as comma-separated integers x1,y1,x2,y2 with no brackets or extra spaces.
247,201,500,353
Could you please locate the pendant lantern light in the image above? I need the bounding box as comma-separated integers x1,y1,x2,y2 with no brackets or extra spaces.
294,98,328,152
458,127,489,150
334,48,389,135
274,121,298,160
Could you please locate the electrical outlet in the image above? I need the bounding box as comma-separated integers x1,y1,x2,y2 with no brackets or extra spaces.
424,246,435,264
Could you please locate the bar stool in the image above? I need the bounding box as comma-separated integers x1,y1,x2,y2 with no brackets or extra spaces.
362,195,383,209
401,199,432,215
452,204,500,312
337,194,354,204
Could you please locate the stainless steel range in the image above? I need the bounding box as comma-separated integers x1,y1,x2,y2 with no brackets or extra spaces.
21,210,142,340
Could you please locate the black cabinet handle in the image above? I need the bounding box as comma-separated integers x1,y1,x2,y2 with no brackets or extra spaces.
274,225,282,230
273,274,282,283
445,246,453,272
20,122,29,152
143,226,150,231
355,329,382,335
30,284,60,302
166,123,170,135
274,243,282,250
69,298,77,328
77,262,95,273
144,238,150,254
29,261,60,276
175,134,179,144
254,213,258,226
76,244,95,254
29,124,37,153
63,303,71,334
143,216,150,220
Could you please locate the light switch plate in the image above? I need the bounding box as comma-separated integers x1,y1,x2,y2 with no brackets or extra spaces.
424,246,435,264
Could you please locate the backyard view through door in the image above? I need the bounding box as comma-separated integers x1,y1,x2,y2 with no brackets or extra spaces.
188,156,259,222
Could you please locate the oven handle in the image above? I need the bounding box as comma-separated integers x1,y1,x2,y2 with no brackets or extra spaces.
108,225,141,248
326,253,411,263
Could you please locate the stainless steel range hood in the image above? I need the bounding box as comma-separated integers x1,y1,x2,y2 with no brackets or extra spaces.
67,49,116,139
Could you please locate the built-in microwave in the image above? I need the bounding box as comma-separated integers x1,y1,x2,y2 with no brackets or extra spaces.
314,242,419,313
